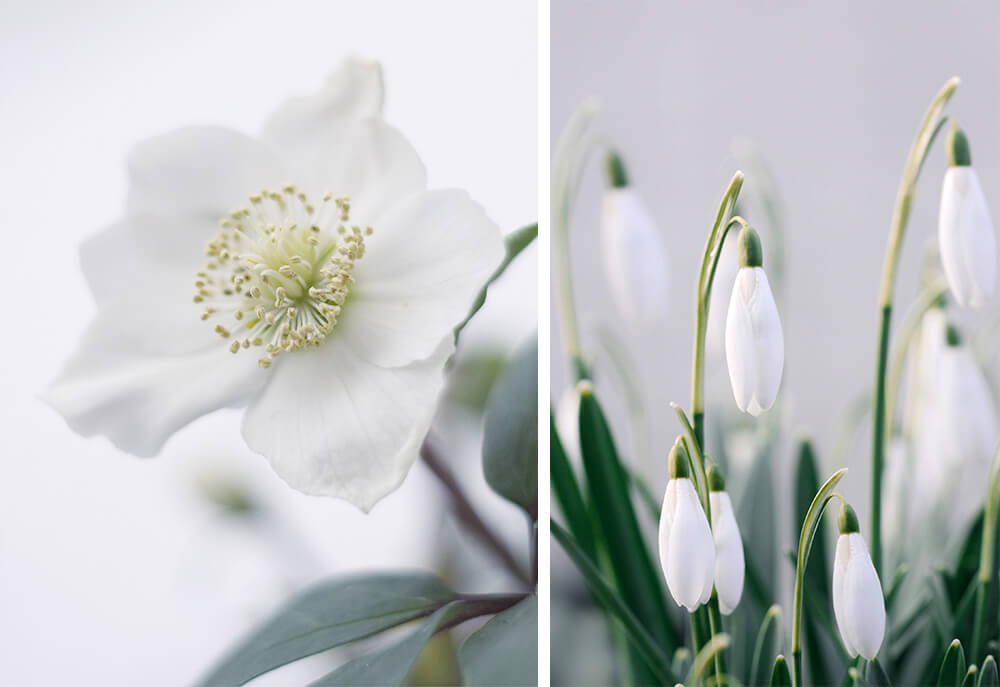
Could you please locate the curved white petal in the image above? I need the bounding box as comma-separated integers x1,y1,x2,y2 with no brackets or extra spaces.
832,535,858,658
340,190,504,367
710,491,745,615
43,311,264,457
842,533,886,660
241,336,453,512
555,386,581,464
125,126,283,217
599,189,669,324
658,479,679,596
261,58,384,148
940,347,997,467
939,167,997,308
725,267,784,416
660,478,715,611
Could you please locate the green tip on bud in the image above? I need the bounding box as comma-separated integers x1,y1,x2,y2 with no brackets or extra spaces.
838,503,860,534
948,127,972,167
668,438,691,479
606,150,629,189
737,226,763,268
707,463,726,492
945,323,962,347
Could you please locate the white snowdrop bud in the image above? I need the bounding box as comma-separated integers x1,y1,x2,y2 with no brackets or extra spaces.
832,503,885,660
707,465,744,615
658,438,715,611
939,127,996,308
600,151,670,325
724,226,784,416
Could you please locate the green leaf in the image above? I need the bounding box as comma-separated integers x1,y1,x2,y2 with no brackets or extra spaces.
550,414,595,558
458,596,538,687
750,606,782,687
455,223,537,337
687,633,730,687
551,520,674,684
980,657,999,687
309,601,465,686
577,388,677,651
863,659,893,687
199,572,455,686
963,666,980,687
482,337,538,514
770,655,792,687
940,639,967,687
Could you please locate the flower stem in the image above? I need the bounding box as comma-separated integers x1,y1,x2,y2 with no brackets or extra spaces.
420,442,531,588
870,76,958,576
972,448,1000,663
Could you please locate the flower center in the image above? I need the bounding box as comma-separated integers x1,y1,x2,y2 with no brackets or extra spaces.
194,185,371,368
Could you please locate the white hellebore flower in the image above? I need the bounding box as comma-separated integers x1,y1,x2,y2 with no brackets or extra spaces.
725,225,784,416
600,151,669,325
707,465,744,615
832,504,886,660
939,127,997,308
659,438,715,611
44,59,504,511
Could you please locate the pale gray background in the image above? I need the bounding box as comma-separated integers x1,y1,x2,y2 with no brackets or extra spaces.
551,1,1000,509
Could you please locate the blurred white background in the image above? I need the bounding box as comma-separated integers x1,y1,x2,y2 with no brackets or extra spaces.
551,1,1000,516
0,1,536,684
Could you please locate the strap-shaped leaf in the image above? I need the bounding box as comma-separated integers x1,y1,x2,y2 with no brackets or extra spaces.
550,414,595,558
979,656,999,687
770,655,792,687
939,639,967,687
750,606,782,687
458,596,538,687
199,572,454,686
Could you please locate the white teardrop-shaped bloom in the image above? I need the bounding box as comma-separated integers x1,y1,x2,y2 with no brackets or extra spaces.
658,477,715,611
600,188,669,325
724,267,784,416
937,345,997,469
709,491,745,615
555,386,581,463
939,167,997,308
832,532,886,660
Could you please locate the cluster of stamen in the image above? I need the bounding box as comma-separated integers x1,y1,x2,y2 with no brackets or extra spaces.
194,185,372,368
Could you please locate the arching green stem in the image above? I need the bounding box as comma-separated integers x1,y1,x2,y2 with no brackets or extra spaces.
870,76,958,576
792,469,848,687
972,447,1000,663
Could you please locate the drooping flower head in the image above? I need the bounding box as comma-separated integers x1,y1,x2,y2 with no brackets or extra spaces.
832,503,885,660
658,437,715,611
707,464,744,615
939,126,997,308
724,225,784,416
599,151,670,325
45,59,505,511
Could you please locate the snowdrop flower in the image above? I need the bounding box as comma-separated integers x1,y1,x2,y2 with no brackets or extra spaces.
658,438,715,611
44,59,504,511
599,151,669,325
939,127,996,308
724,225,784,416
707,465,744,615
832,503,885,660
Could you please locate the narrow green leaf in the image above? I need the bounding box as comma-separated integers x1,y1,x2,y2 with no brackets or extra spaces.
458,596,538,687
979,657,999,687
863,658,893,687
199,573,455,686
550,414,595,558
963,666,980,687
309,602,465,686
455,222,537,337
770,655,792,687
551,520,674,684
671,648,692,682
940,639,967,687
688,634,731,687
577,388,677,650
885,565,909,612
482,337,538,514
750,606,782,687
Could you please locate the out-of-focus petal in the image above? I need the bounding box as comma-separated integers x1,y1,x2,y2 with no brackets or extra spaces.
939,167,997,308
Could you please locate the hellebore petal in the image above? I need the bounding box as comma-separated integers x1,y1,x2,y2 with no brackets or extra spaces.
939,166,997,308
600,188,669,325
725,267,784,415
659,477,715,611
710,491,745,615
832,532,885,660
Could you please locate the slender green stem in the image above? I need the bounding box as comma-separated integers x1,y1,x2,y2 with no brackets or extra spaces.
791,470,848,687
707,597,727,679
972,448,1000,663
870,76,959,576
690,172,745,444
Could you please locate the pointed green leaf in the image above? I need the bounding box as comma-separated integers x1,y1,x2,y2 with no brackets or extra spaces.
482,337,537,514
687,634,730,687
199,572,455,686
979,657,999,687
770,655,792,687
940,639,967,687
963,666,980,687
551,520,674,684
863,658,892,687
458,596,538,687
750,606,782,687
550,414,595,558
